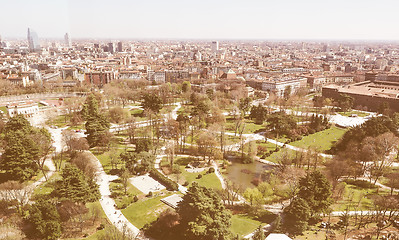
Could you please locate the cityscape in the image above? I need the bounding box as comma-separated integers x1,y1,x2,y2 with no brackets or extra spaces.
1,1,399,240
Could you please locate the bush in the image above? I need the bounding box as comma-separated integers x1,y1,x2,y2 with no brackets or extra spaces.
183,181,189,186
147,191,153,197
133,195,139,202
208,167,215,174
343,179,377,189
196,174,202,179
149,169,179,191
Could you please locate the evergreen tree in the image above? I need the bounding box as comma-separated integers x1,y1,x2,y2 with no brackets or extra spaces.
297,170,332,216
82,93,110,147
283,197,311,235
27,200,61,240
177,183,233,240
0,115,41,181
54,164,100,203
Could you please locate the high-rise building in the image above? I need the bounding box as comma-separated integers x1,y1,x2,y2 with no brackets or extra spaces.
27,28,40,52
211,41,219,52
117,41,123,52
64,33,72,48
108,42,114,54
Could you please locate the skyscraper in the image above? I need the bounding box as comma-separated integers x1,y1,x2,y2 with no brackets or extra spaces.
117,41,123,52
27,28,40,52
108,42,114,54
211,41,219,52
64,33,72,48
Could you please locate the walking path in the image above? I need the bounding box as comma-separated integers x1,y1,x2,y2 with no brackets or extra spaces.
87,151,141,238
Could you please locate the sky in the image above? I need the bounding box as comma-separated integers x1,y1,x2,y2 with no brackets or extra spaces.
1,0,399,40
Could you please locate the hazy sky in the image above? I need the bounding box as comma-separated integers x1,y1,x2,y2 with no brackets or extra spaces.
1,0,399,40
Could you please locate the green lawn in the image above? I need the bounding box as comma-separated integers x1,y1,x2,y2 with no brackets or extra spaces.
290,127,347,152
122,193,172,229
330,183,379,211
93,148,126,173
263,148,297,163
0,106,7,115
181,167,222,190
225,119,265,134
230,214,262,237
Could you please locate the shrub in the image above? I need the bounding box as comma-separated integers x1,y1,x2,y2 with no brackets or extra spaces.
183,181,189,186
147,191,153,197
196,174,202,179
149,169,179,191
208,167,215,174
343,179,377,189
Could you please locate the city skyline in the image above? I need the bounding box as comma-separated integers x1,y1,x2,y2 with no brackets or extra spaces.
1,0,399,40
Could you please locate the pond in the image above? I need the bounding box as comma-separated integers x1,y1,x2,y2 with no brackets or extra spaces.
224,160,274,190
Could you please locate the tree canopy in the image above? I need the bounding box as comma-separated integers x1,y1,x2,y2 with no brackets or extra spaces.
177,183,233,240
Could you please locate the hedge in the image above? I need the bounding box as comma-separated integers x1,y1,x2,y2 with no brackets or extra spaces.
149,168,179,191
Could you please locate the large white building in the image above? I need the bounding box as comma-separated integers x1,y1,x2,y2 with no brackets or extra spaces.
7,101,39,117
262,77,307,97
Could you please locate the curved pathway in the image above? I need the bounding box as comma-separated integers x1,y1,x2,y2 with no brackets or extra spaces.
87,151,141,238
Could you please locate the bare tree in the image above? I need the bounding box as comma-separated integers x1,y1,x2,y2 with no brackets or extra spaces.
0,181,32,206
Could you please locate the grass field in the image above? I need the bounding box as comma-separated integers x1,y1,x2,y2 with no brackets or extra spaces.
225,118,266,134
330,183,380,211
93,148,126,174
290,127,347,152
122,193,172,229
0,106,7,115
230,214,262,237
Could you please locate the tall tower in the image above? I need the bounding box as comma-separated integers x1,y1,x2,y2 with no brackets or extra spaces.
27,28,40,52
117,41,123,52
108,42,114,54
211,41,219,53
64,33,72,48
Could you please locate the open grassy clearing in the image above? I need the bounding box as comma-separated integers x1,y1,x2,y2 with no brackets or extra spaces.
230,214,262,237
121,192,172,229
289,127,347,152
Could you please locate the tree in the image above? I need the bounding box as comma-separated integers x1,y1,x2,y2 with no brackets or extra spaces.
70,152,97,180
177,183,233,240
196,131,217,161
98,224,137,240
297,171,332,217
0,181,32,207
249,104,268,124
135,138,152,153
108,106,129,124
54,164,100,203
27,200,61,240
360,132,399,184
120,151,138,173
142,93,162,114
31,127,53,181
267,112,297,137
0,115,40,181
252,225,265,240
386,171,399,195
120,168,130,195
82,93,110,147
283,197,311,235
336,94,353,112
238,97,251,116
243,187,263,206
144,208,179,240
182,81,191,93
